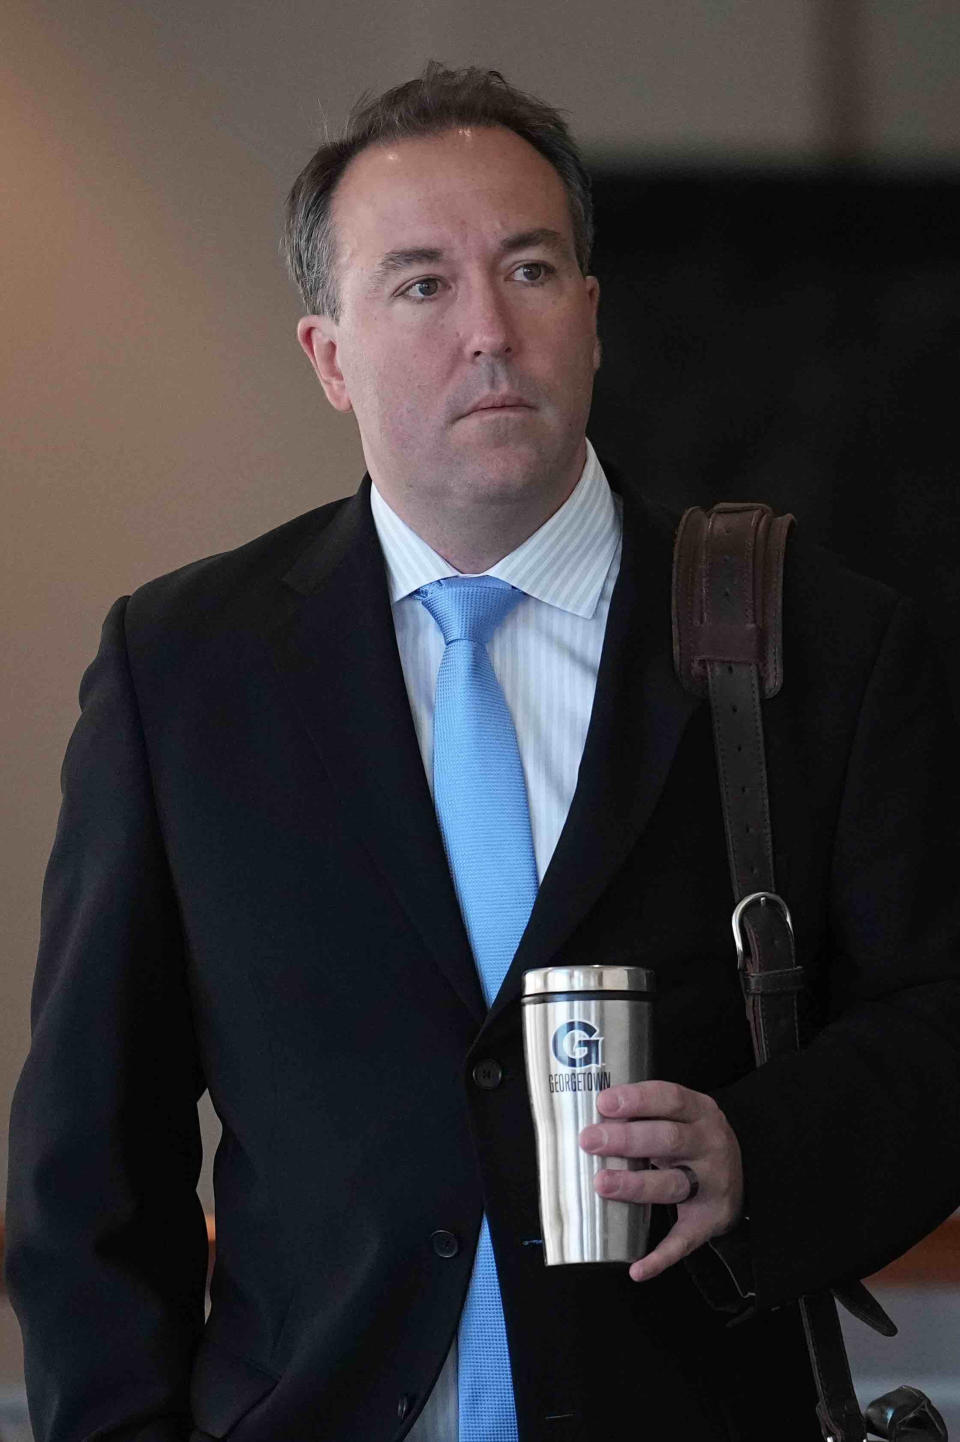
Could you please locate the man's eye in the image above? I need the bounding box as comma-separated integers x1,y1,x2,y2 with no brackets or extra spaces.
514,262,553,283
403,277,443,301
400,262,554,302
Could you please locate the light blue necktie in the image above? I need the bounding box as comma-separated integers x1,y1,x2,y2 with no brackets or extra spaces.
415,575,538,1442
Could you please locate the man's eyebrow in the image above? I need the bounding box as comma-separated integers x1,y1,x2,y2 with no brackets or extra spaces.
366,227,571,292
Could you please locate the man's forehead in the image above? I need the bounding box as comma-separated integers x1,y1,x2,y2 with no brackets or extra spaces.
342,123,551,191
334,127,573,259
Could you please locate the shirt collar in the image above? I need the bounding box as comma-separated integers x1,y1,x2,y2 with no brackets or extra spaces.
369,435,621,620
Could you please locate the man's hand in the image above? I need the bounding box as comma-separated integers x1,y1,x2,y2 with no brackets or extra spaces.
578,1080,744,1283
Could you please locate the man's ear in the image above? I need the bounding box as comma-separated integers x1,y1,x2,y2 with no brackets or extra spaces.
296,316,353,414
586,275,602,373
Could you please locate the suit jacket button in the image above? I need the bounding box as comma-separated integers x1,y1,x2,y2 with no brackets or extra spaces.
397,1393,412,1420
431,1229,459,1257
473,1058,503,1089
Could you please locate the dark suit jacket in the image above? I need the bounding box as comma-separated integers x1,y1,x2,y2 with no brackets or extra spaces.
6,455,960,1442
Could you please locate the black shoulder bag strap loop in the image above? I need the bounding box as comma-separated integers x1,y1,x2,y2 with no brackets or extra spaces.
672,502,947,1442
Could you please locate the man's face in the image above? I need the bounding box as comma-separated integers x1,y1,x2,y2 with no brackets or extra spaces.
297,124,601,518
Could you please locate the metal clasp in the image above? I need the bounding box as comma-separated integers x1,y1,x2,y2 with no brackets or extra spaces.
731,890,795,969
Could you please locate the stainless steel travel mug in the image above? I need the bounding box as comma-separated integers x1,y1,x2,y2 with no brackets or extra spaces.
521,964,656,1265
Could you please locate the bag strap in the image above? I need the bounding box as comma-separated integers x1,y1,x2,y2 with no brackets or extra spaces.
673,503,800,1055
671,503,946,1442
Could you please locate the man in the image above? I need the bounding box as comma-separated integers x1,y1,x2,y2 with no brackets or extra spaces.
6,60,960,1442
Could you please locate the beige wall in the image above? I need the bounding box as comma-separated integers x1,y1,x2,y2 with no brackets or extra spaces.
866,0,960,156
3,0,959,1386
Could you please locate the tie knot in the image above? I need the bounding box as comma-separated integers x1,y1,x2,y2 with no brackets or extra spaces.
414,575,525,646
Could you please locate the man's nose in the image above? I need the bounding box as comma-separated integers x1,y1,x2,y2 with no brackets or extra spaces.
461,282,517,358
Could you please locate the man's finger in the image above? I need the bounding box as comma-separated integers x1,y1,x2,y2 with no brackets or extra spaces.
580,1118,688,1159
594,1164,697,1206
628,1221,704,1283
597,1080,701,1120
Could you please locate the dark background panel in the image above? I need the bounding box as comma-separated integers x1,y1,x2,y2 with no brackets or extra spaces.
588,167,960,710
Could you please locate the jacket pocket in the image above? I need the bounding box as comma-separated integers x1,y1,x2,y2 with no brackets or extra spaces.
189,1336,279,1439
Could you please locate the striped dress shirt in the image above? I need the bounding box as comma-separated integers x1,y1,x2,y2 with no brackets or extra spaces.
368,435,623,1440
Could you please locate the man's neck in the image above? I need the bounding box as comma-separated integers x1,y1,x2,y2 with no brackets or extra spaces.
406,500,570,573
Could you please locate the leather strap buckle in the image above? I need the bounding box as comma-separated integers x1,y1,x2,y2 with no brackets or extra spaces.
731,890,795,970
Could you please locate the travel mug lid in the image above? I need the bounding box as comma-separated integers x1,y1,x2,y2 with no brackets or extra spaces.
522,964,656,997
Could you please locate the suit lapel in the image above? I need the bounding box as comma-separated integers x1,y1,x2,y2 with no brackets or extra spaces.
263,460,702,1038
482,461,703,1034
264,478,486,1025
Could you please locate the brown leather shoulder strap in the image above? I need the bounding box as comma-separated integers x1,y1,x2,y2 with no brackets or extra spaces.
673,502,802,1056
672,501,793,701
669,502,942,1442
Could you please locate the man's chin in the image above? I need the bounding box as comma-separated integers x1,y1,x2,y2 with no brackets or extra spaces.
457,455,551,498
452,432,552,476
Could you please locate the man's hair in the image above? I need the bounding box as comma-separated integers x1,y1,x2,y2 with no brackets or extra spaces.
280,60,595,324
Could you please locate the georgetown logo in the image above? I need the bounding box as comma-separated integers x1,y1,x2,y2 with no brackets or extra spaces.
551,1020,604,1068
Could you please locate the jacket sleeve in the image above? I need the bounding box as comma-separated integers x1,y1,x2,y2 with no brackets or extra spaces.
5,595,208,1442
708,594,960,1313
